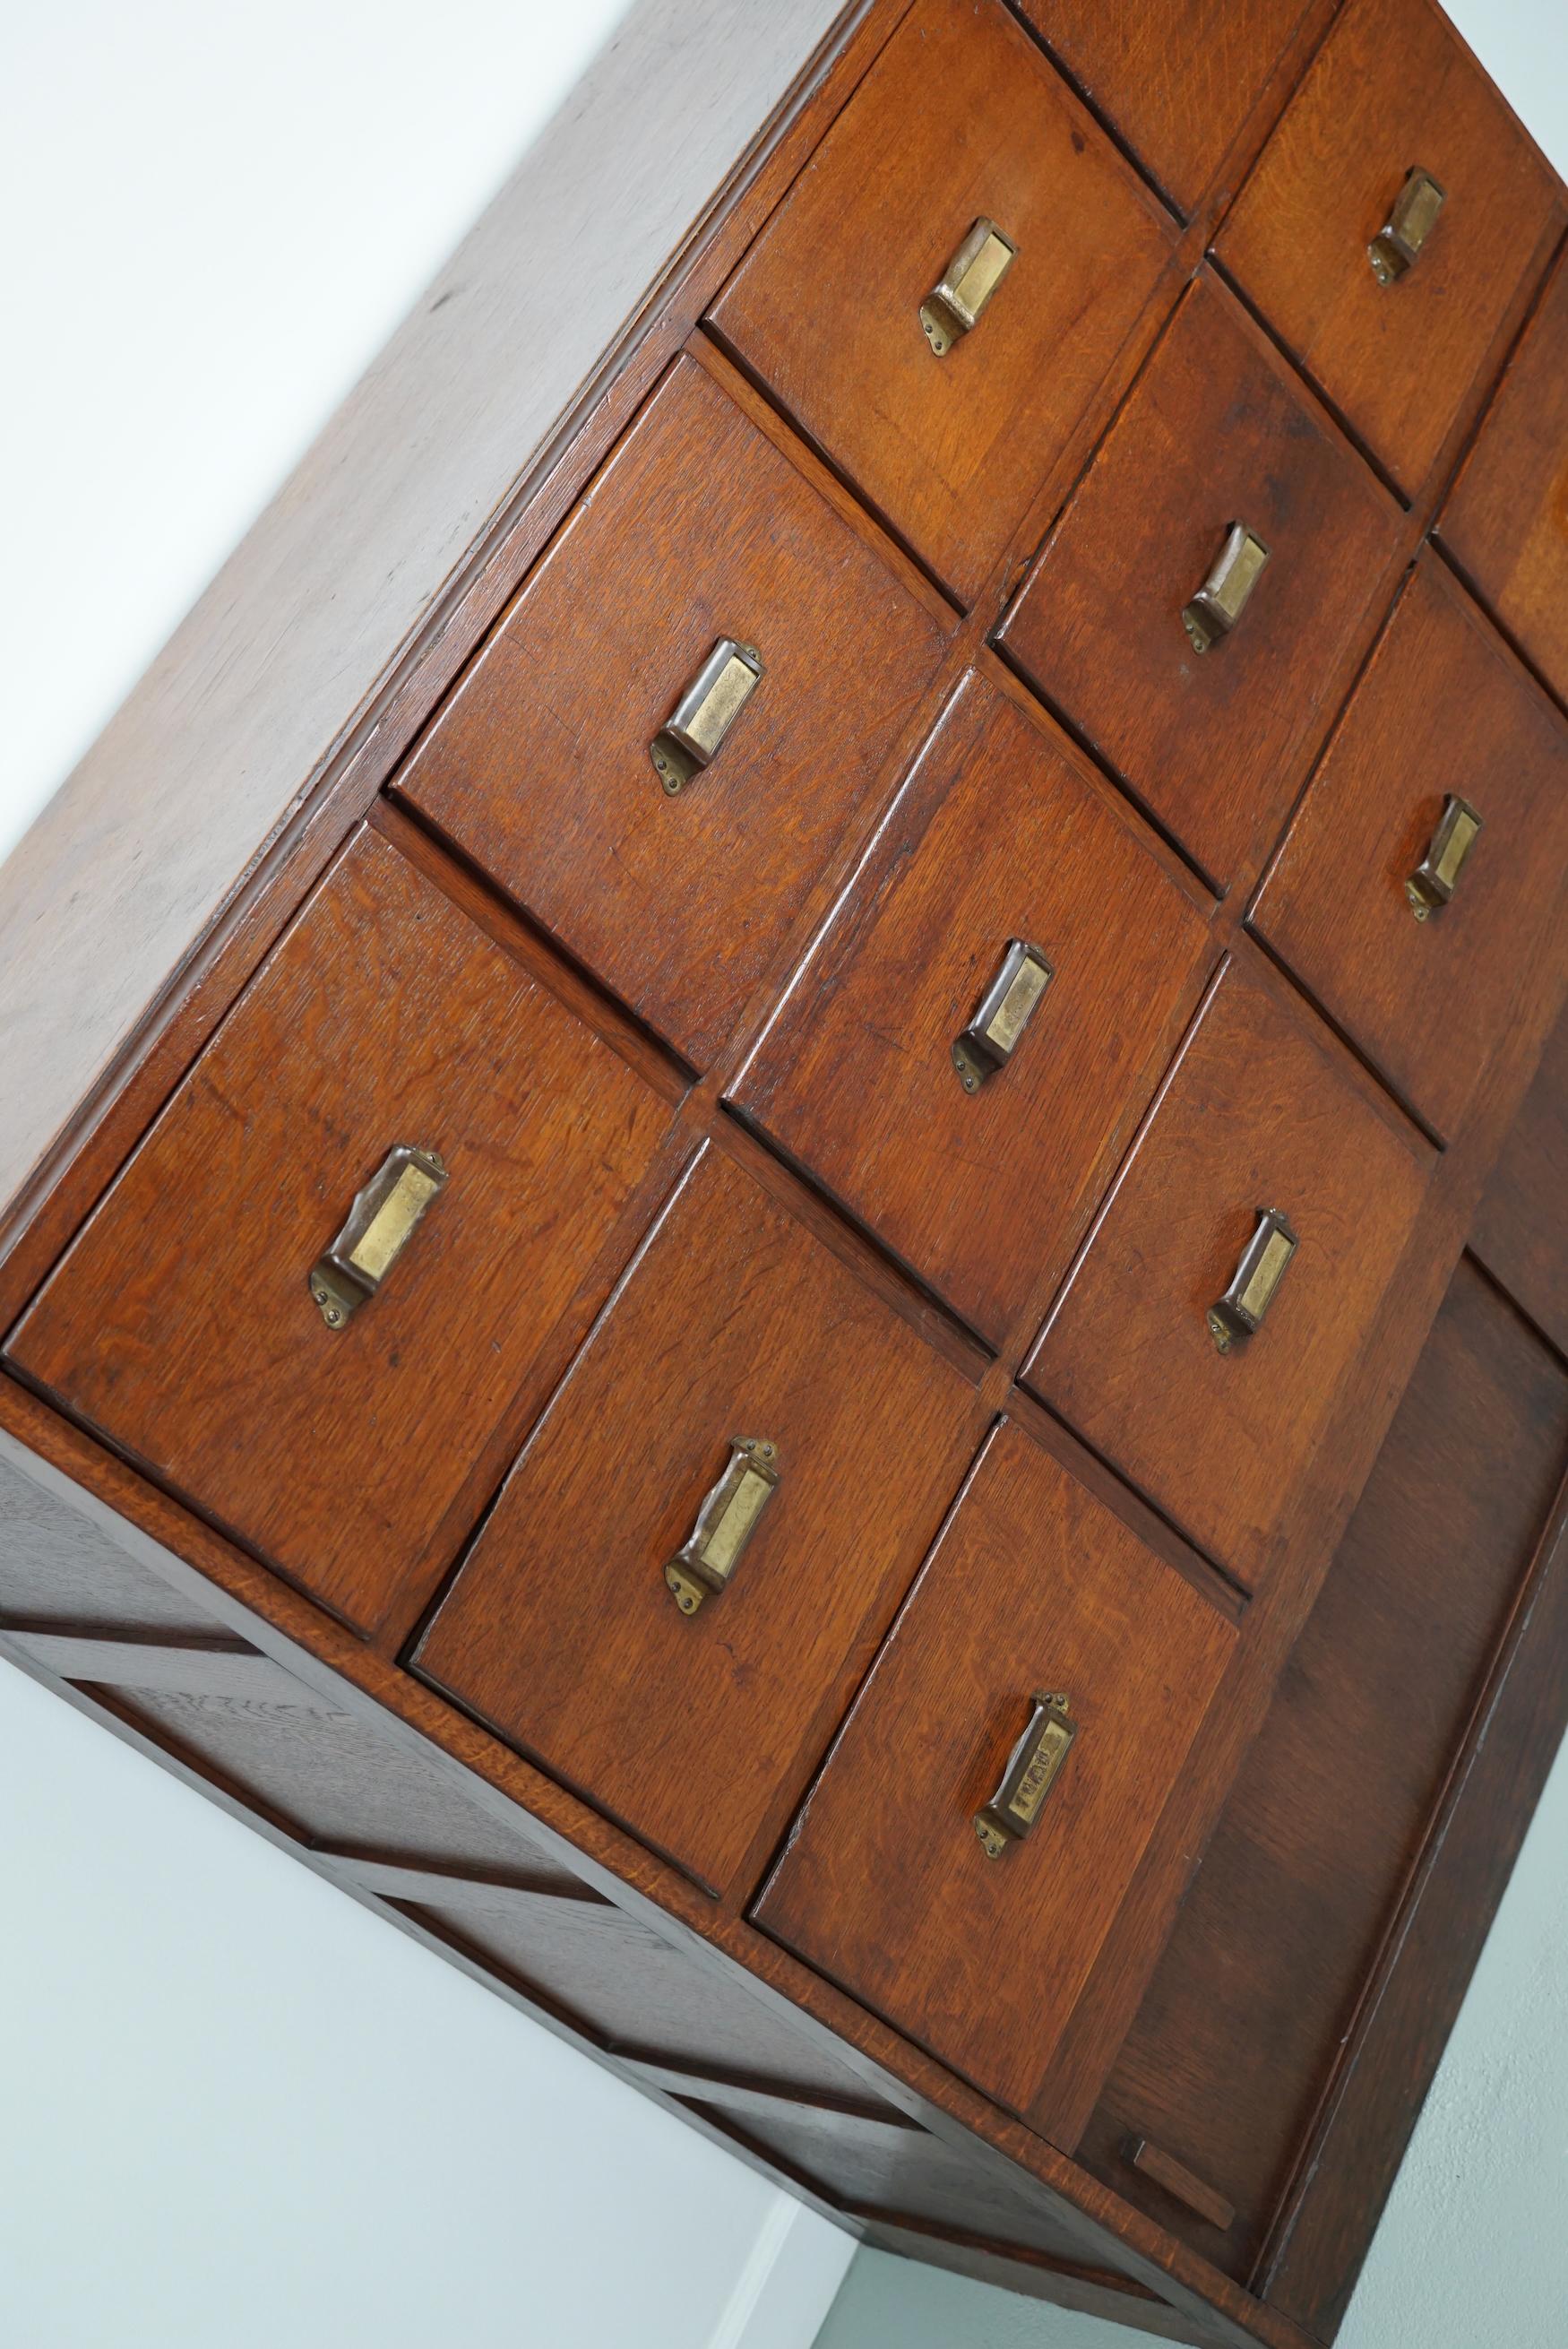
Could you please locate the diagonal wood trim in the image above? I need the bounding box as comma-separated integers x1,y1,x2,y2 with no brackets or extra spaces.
0,1628,304,1704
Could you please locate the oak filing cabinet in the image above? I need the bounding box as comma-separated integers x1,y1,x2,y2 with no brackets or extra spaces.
4,4,1568,2342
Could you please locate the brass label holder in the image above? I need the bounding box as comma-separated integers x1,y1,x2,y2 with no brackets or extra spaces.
650,638,764,797
1208,1206,1297,1354
975,1691,1078,1860
666,1438,780,1616
920,217,1016,357
1369,167,1446,285
953,939,1054,1093
309,1144,448,1330
1183,523,1271,655
1407,793,1483,920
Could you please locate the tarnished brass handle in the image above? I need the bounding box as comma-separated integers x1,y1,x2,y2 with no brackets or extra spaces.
920,217,1016,357
1369,167,1446,285
1183,523,1271,655
665,1438,780,1616
309,1144,448,1330
974,1691,1077,1860
650,638,764,798
952,939,1054,1094
1407,794,1483,920
1207,1207,1297,1355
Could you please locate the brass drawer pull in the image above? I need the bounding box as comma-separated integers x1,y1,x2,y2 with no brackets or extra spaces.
920,217,1017,358
974,1691,1078,1859
650,638,764,798
1183,523,1271,655
666,1437,780,1616
1369,167,1446,286
1407,793,1483,920
1207,1206,1297,1354
952,939,1054,1094
309,1144,448,1330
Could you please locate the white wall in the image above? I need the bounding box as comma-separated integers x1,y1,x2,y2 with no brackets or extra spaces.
816,0,1568,2342
0,4,852,2343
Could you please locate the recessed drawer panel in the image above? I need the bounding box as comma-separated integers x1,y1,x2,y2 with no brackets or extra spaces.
731,672,1211,1344
1252,561,1568,1140
394,357,948,1072
1025,964,1429,1590
754,1419,1235,2117
1439,250,1568,707
414,1148,977,1896
1212,0,1558,498
1013,0,1312,217
708,0,1174,604
997,276,1402,888
6,828,674,1637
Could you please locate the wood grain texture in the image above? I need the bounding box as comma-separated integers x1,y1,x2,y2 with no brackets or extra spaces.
688,2093,1116,2264
1213,0,1560,496
710,0,1175,602
997,274,1403,889
1028,960,1430,1589
0,0,860,1234
1470,999,1568,1356
394,355,949,1070
417,1145,978,1894
757,1420,1235,2117
406,1882,877,2097
1439,246,1568,706
1126,2142,1236,2235
1262,1469,1568,2337
1013,0,1319,217
7,827,674,1637
1252,558,1568,1139
113,1681,573,1876
1076,1258,1568,2281
0,1428,218,1634
733,670,1212,1343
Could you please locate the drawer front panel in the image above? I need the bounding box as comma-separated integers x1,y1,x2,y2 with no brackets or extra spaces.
732,671,1211,1343
709,0,1174,604
1439,249,1568,707
7,829,674,1637
394,358,948,1072
1076,1257,1568,2276
997,276,1402,888
1026,964,1429,1590
1212,0,1558,497
1253,561,1568,1140
414,1148,977,1896
755,1420,1235,2117
1013,0,1313,217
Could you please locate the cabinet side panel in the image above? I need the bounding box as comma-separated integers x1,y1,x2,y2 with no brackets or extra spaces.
1073,1259,1568,2279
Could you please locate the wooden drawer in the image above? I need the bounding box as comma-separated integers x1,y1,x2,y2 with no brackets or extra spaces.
708,0,1173,605
731,671,1211,1343
413,1147,978,1896
1014,0,1314,217
997,277,1401,889
6,827,675,1638
1077,1257,1568,2277
393,358,948,1072
1212,0,1558,497
1439,249,1568,706
1025,963,1429,1591
754,1419,1236,2117
1252,561,1568,1140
